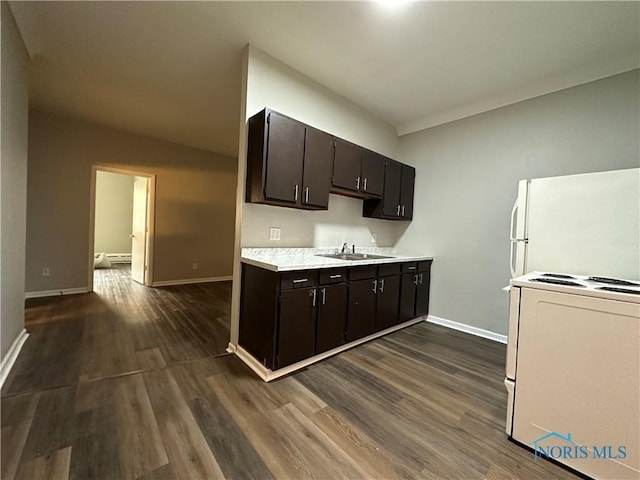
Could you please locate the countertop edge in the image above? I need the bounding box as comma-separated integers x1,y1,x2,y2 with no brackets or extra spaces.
240,255,434,272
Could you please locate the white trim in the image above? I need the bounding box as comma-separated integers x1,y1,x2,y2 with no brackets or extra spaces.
235,317,424,382
25,287,90,299
1,329,28,387
151,276,232,287
426,315,507,344
226,342,237,354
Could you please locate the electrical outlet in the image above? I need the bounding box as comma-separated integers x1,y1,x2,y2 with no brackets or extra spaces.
42,267,50,277
269,227,281,241
371,233,377,243
192,263,198,270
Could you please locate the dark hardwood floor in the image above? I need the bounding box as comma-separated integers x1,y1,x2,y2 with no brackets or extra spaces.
1,265,577,479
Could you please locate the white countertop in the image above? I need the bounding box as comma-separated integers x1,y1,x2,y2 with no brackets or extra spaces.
241,247,433,272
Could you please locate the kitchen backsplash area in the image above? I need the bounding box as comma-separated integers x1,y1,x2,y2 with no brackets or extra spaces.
241,194,408,248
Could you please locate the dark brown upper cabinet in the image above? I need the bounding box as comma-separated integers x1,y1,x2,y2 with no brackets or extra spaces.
361,150,385,197
331,140,384,199
363,159,415,221
246,108,332,210
246,108,414,220
332,138,362,194
302,127,333,209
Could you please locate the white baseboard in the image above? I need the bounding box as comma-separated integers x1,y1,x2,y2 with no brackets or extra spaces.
1,329,28,387
426,315,507,344
25,287,90,299
152,276,232,287
226,342,237,354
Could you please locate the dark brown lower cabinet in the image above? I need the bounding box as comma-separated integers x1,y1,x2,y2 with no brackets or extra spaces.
277,288,317,368
316,283,348,353
346,279,377,342
375,275,400,331
415,261,432,317
399,260,432,322
399,272,418,323
239,259,431,372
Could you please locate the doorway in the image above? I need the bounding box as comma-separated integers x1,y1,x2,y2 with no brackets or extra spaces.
88,166,156,292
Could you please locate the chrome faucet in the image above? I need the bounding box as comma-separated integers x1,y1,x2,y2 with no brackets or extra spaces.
340,243,356,254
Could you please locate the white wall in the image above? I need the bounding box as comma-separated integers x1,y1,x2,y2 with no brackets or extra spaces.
94,171,134,254
230,46,404,345
396,70,640,335
241,46,404,248
1,3,29,360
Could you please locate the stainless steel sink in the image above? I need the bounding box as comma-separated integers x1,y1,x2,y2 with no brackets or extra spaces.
316,253,395,261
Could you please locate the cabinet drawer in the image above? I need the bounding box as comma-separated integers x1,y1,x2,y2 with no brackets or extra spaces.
319,268,347,285
418,260,432,273
280,271,318,290
402,262,418,273
378,263,401,276
349,266,378,281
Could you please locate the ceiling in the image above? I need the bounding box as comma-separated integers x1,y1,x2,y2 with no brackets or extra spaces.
9,1,640,157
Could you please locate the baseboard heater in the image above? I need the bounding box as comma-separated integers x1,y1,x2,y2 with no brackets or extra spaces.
106,253,132,264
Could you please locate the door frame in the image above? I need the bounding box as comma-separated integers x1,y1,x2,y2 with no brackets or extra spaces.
88,165,156,291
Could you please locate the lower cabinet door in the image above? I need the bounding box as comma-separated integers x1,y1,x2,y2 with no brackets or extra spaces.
346,279,377,342
316,284,348,354
376,275,400,331
415,267,431,317
277,288,317,368
399,273,418,323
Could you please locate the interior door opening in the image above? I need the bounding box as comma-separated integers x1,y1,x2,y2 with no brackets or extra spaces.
89,166,155,292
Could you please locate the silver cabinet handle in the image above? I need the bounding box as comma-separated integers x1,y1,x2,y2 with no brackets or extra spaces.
419,273,423,285
396,205,401,216
304,186,309,203
321,287,326,305
408,266,416,271
329,274,342,279
379,278,385,293
311,288,317,306
294,184,299,201
356,176,361,190
292,278,308,284
414,274,419,286
401,205,405,216
372,279,378,293
363,178,367,191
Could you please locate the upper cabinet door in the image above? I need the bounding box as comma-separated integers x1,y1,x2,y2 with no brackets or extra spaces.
332,139,362,192
264,111,305,203
382,159,402,217
302,127,333,209
361,150,384,197
400,165,415,220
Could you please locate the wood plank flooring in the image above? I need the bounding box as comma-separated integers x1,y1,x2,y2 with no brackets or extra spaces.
1,265,578,479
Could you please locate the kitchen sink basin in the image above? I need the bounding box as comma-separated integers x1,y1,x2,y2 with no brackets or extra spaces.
316,253,395,261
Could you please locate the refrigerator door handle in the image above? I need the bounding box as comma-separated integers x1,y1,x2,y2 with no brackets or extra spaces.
510,198,518,241
510,240,518,278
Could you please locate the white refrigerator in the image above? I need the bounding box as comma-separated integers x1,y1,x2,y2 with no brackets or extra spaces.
509,168,640,280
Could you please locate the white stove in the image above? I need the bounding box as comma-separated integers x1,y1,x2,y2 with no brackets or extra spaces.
510,271,640,303
505,271,640,479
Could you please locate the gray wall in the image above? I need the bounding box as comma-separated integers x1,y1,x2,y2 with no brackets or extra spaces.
396,70,640,335
27,111,238,291
94,171,134,254
1,3,29,359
